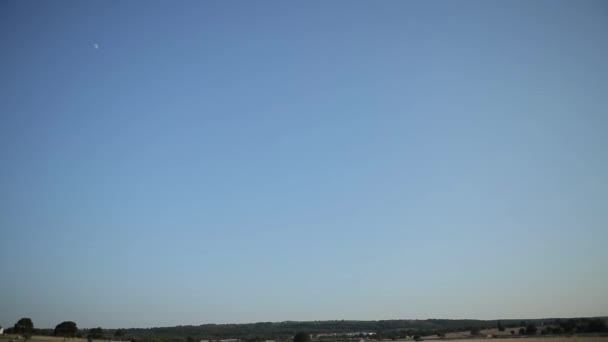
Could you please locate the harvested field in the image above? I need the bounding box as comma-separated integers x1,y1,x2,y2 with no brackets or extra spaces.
428,338,608,342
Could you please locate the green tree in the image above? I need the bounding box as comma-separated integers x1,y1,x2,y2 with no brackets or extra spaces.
115,329,126,338
88,327,104,340
55,321,78,339
497,321,505,332
559,319,576,333
585,319,608,333
525,324,537,336
14,318,34,335
187,336,195,342
14,318,34,341
413,335,422,341
470,327,480,336
293,332,311,342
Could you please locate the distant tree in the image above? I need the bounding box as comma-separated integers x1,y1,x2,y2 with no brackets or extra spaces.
559,319,576,333
14,318,34,335
525,324,537,335
497,321,505,332
510,331,515,336
413,335,422,341
187,336,195,342
294,333,311,342
585,319,608,333
54,321,78,339
518,328,525,335
88,327,104,340
14,318,34,341
115,329,126,338
470,327,480,336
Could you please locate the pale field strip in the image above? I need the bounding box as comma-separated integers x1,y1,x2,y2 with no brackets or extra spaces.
2,336,607,342
444,338,608,342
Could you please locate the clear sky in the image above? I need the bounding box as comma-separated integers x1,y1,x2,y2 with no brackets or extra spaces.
1,0,607,330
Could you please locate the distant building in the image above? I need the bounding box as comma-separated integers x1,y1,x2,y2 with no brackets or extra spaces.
0,327,4,335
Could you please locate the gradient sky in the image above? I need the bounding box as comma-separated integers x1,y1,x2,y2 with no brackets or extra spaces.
1,0,607,330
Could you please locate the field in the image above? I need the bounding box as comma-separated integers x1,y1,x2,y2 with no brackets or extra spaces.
2,336,608,342
440,338,608,342
0,336,119,342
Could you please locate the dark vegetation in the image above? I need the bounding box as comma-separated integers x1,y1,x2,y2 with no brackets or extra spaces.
54,321,78,338
2,317,606,342
12,318,34,341
293,332,311,342
87,328,105,341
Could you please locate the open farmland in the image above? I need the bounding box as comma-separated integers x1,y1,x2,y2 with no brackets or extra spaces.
0,337,78,342
3,336,608,342
430,338,608,342
0,336,120,342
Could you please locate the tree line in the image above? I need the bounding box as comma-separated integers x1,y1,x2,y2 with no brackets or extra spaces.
3,318,131,342
3,317,606,342
6,318,78,340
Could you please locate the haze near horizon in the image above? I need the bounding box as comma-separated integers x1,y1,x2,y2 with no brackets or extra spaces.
1,0,607,329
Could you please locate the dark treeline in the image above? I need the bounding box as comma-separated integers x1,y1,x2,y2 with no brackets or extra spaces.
116,317,608,341
4,317,607,342
374,318,608,340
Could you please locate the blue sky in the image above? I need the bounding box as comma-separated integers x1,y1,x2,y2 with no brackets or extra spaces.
1,0,607,329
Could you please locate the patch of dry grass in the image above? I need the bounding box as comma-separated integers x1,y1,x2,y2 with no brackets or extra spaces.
0,336,88,342
442,337,608,342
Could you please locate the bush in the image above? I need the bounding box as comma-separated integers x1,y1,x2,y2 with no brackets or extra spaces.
525,324,537,335
293,333,311,342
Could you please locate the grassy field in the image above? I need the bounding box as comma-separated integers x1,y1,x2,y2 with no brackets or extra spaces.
2,336,607,342
422,328,606,340
445,338,608,342
0,336,112,342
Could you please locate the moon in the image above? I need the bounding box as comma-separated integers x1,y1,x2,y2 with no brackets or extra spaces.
93,43,99,49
